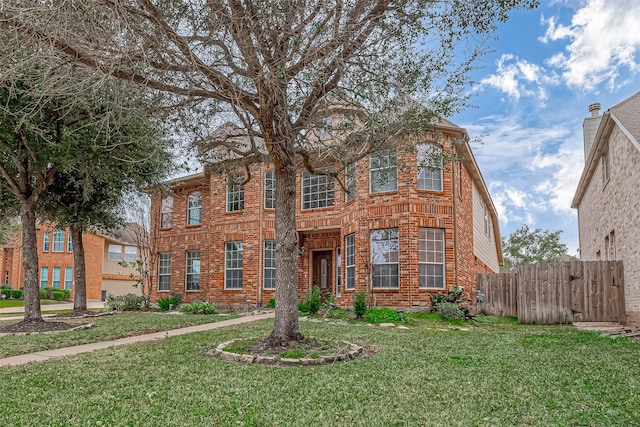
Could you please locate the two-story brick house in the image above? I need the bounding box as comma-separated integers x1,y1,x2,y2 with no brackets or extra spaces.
572,92,640,322
150,118,502,310
0,223,145,300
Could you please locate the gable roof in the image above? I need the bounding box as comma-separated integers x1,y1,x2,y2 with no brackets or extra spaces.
572,91,640,208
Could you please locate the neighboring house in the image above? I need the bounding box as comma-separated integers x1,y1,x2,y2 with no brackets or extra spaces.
0,223,146,300
150,118,502,310
572,92,640,322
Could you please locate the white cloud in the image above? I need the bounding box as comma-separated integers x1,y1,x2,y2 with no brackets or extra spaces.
489,182,535,226
478,54,558,102
540,0,640,89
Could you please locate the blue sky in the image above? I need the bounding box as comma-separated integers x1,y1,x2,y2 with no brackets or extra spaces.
451,0,640,256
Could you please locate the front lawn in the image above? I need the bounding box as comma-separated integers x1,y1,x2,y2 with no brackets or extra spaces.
0,299,56,309
1,316,639,426
0,312,236,357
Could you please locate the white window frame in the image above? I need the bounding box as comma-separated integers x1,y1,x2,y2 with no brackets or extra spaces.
227,173,245,212
64,267,73,290
160,196,173,228
124,246,138,262
263,240,276,290
419,228,445,289
345,163,356,201
265,170,275,209
67,233,73,252
108,244,122,261
52,267,61,289
40,266,49,288
43,232,50,252
158,253,171,292
370,150,398,193
52,230,65,252
187,192,202,225
370,228,399,289
186,250,200,291
336,248,342,296
417,143,443,191
225,241,243,290
301,170,334,210
345,234,356,290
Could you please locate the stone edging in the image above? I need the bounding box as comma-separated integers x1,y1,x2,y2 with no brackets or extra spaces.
213,339,363,366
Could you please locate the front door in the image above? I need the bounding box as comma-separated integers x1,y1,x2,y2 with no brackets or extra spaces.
312,250,333,302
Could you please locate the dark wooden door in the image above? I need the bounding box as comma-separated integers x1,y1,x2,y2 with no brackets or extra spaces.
312,250,333,301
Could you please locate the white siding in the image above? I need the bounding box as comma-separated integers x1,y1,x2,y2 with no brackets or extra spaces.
472,181,499,272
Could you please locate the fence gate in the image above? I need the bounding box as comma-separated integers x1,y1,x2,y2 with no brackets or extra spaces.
477,261,625,324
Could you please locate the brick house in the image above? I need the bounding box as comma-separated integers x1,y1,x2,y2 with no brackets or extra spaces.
150,119,502,310
0,223,146,300
572,92,640,322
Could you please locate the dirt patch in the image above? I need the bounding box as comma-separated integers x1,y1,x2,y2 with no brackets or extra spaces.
0,319,79,334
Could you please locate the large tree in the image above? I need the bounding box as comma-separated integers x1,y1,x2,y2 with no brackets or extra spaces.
1,0,538,344
501,224,570,272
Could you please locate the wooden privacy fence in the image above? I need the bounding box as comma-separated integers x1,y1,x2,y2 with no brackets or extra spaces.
476,261,625,324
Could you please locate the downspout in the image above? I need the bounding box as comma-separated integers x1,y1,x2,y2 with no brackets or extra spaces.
452,158,459,290
257,162,264,307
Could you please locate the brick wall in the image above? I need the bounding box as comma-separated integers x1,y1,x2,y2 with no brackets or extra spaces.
151,133,502,310
577,125,640,322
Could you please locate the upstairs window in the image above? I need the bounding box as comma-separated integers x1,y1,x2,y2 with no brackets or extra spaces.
52,230,65,252
187,192,202,225
417,144,443,191
227,173,245,212
265,170,275,209
160,197,173,228
67,233,73,252
108,244,122,261
370,150,397,193
302,171,334,209
602,151,610,184
370,228,399,289
345,163,356,202
43,232,50,252
124,246,138,262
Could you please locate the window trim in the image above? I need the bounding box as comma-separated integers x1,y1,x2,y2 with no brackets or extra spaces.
158,252,171,292
185,250,201,291
52,230,65,252
40,266,49,288
263,240,275,290
419,228,446,290
345,234,356,290
108,244,122,262
52,267,61,289
225,241,244,290
187,192,202,226
369,150,398,194
124,246,138,263
43,232,50,252
301,170,335,210
417,143,443,192
160,196,173,229
67,233,73,252
370,228,399,289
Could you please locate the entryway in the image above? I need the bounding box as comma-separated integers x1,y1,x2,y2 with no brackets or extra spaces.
312,250,333,301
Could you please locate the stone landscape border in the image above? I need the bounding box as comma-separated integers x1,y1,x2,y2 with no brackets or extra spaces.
212,338,363,366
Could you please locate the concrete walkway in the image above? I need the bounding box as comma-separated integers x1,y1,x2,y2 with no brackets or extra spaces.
0,312,275,368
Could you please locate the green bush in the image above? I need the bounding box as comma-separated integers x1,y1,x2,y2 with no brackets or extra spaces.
52,290,66,301
1,288,11,299
353,292,367,318
434,301,466,320
0,284,10,289
267,298,276,308
298,286,321,315
181,300,217,315
363,307,404,324
430,286,465,306
10,289,23,299
106,293,146,311
157,292,182,311
327,307,351,320
39,288,48,299
61,289,71,299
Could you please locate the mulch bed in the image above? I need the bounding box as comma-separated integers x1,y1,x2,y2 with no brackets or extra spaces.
0,319,78,334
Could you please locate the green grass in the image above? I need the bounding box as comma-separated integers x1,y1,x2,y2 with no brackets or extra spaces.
0,312,236,357
1,317,640,426
0,299,56,308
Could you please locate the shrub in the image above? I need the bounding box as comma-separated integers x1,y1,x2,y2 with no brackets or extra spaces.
181,300,217,315
10,289,23,299
39,288,48,299
430,286,465,306
267,298,275,308
157,292,182,311
434,301,466,320
52,291,66,301
327,307,351,320
1,288,11,299
363,307,403,324
106,293,146,311
353,292,367,318
61,289,71,299
298,286,321,315
0,284,10,289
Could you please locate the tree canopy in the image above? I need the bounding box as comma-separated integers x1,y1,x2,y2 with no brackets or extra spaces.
501,224,570,272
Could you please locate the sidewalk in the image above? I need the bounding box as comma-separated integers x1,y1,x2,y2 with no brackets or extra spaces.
0,312,275,368
0,300,106,315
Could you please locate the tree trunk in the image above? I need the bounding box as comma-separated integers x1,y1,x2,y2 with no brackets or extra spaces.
20,202,42,321
70,224,87,311
267,157,304,346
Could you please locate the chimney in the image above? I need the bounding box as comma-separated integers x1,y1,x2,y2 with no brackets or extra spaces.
583,102,602,160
